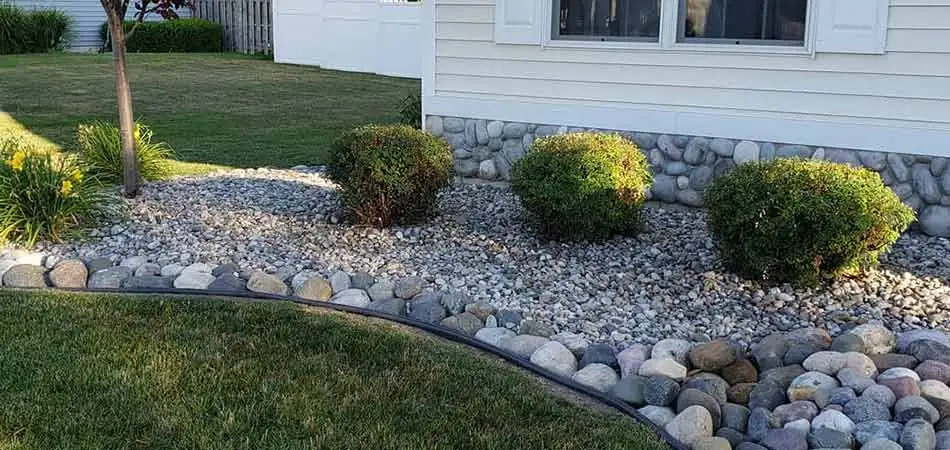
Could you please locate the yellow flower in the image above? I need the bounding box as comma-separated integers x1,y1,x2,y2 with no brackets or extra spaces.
7,151,26,172
134,126,141,142
71,170,83,183
60,179,73,196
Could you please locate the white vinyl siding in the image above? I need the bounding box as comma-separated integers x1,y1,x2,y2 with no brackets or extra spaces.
428,0,950,155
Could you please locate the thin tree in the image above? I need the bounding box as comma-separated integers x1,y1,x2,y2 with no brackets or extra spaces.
100,0,191,197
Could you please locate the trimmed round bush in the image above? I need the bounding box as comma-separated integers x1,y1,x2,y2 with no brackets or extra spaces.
704,158,915,286
511,132,652,241
327,124,452,227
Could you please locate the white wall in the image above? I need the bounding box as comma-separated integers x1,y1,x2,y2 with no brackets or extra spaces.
424,0,950,156
273,0,422,78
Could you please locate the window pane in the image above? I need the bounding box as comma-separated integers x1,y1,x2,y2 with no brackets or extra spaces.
682,0,807,42
556,0,661,40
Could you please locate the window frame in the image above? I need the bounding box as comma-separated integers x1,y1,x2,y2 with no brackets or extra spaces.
542,0,816,55
551,0,663,43
675,0,808,46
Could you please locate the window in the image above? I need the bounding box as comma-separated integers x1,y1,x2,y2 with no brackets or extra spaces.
679,0,808,45
554,0,662,41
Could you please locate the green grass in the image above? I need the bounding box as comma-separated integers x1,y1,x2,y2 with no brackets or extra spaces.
0,291,669,450
0,53,419,175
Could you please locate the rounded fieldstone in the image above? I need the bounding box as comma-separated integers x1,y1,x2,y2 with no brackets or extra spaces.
716,427,745,448
644,375,681,407
639,405,676,427
921,380,950,418
784,417,811,435
812,409,856,434
872,353,920,371
465,302,494,320
694,436,731,450
441,293,471,317
863,384,898,408
617,344,651,378
580,343,619,370
394,276,424,299
786,327,833,350
572,363,619,393
938,417,950,432
211,263,239,277
530,341,577,378
134,263,160,277
86,257,113,274
348,271,375,291
748,407,776,442
843,352,878,378
407,293,447,324
677,388,722,428
330,289,371,308
761,428,807,450
123,276,174,289
119,256,147,272
2,264,46,288
761,365,807,389
803,351,847,375
815,386,858,408
838,367,877,393
439,312,481,336
180,263,213,276
856,421,904,445
722,359,758,385
366,281,395,302
639,358,687,380
246,272,288,295
909,340,950,366
898,331,950,355
737,443,769,450
551,332,590,358
160,264,184,278
685,374,729,405
729,383,756,405
207,273,247,292
752,334,789,372
733,141,760,165
475,327,516,347
87,266,131,289
937,431,950,450
519,319,554,338
498,335,549,359
689,340,737,372
902,418,937,450
295,276,332,301
611,375,646,406
881,376,922,400
808,427,854,449
366,297,405,316
485,314,498,329
788,372,840,402
895,395,941,423
751,380,788,411
845,396,893,423
849,324,897,355
722,403,750,432
773,401,819,426
48,259,88,288
863,439,904,450
918,361,950,385
832,333,868,354
173,271,216,290
652,339,692,366
494,309,521,329
328,271,350,294
665,405,714,448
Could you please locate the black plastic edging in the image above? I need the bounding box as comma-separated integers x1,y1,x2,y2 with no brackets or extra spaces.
22,286,690,450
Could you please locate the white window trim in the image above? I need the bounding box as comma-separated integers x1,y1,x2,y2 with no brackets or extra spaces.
541,0,818,56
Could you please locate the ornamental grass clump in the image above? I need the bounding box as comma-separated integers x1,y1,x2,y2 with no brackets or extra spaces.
704,158,915,286
511,132,652,241
77,121,174,183
327,124,453,227
0,137,113,246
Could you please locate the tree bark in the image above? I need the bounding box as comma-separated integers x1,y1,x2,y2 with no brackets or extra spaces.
107,11,139,198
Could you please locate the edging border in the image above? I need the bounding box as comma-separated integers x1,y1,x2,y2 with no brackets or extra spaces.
3,285,691,450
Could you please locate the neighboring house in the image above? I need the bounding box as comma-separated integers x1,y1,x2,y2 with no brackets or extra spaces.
11,0,190,51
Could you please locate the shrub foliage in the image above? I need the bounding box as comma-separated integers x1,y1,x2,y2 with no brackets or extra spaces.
101,19,222,52
399,91,422,129
0,4,71,54
511,132,652,241
705,158,915,286
327,124,452,227
0,137,112,246
77,121,174,184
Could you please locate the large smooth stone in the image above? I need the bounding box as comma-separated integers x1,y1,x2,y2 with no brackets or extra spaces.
246,272,288,295
88,267,131,289
895,395,941,424
330,289,371,308
788,372,840,402
689,340,737,372
855,421,904,445
571,363,619,393
474,327,516,347
610,375,646,406
901,418,937,450
848,324,897,355
676,388,722,429
644,376,681,407
844,396,893,423
48,259,87,288
2,264,46,288
750,380,787,411
665,405,714,448
811,409,856,434
639,358,687,380
497,335,549,359
652,339,693,366
761,428,807,450
530,341,577,378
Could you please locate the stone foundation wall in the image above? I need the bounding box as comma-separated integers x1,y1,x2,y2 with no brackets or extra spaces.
425,115,950,237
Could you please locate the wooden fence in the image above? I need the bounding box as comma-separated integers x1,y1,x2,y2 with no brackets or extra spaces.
193,0,273,54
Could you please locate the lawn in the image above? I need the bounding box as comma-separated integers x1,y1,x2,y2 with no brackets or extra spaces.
0,291,669,450
0,53,419,175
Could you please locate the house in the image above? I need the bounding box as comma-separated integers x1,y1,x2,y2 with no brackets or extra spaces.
10,0,189,51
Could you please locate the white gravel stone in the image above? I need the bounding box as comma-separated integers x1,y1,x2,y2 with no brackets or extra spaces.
173,272,215,289
530,341,578,378
474,327,516,347
639,358,687,380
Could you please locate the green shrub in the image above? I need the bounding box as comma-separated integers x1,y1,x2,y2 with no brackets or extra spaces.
0,4,71,54
327,124,452,227
100,19,222,53
0,137,112,246
511,132,652,241
704,158,915,286
399,92,422,129
77,121,174,183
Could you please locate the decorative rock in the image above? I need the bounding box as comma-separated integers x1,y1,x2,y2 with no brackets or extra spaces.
872,353,919,371
898,331,950,354
919,206,950,237
123,276,174,289
729,383,756,405
762,365,807,389
86,266,129,289
465,302,495,320
685,374,729,405
160,264,184,278
748,408,776,442
856,421,904,445
920,380,950,418
639,405,676,427
394,276,424,299
677,388,722,428
86,258,113,274
530,341,578,378
494,309,521,328
694,436,732,450
722,359,758,385
348,272,375,291
611,375,646,406
812,409,856,434
366,298,406,317
295,276,332,301
652,339,692,366
478,160,498,180
737,443,769,450
722,403,750,432
246,272,288,295
733,141,760,165
439,292,469,315
330,289,371,308
909,340,950,366
2,264,46,288
787,328,833,350
784,418,811,435
439,312,481,336
710,138,735,157
862,439,904,450
212,263,239,277
580,343,619,370
645,375,682,407
815,386,858,408
838,368,878,393
844,352,878,378
803,351,847,375
753,334,790,372
180,263,213,276
849,324,897,355
551,332,590,358
808,428,855,450
788,372,839,402
519,319,554,338
863,384,898,408
207,273,247,292
639,358,687,380
134,263,160,277
407,293,447,324
119,256,148,272
617,344,651,378
750,380,788,411
717,427,746,448
329,271,350,294
761,428,808,450
844,397,893,423
498,335,549,358
895,395,941,423
773,401,819,426
901,419,937,450
48,259,87,288
689,340,737,372
880,376,922,400
938,418,950,432
366,281,395,302
572,363,620,393
665,405,714,448
938,431,950,450
832,333,868,354
918,361,950,384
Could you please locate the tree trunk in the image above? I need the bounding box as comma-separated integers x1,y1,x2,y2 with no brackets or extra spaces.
107,13,139,198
